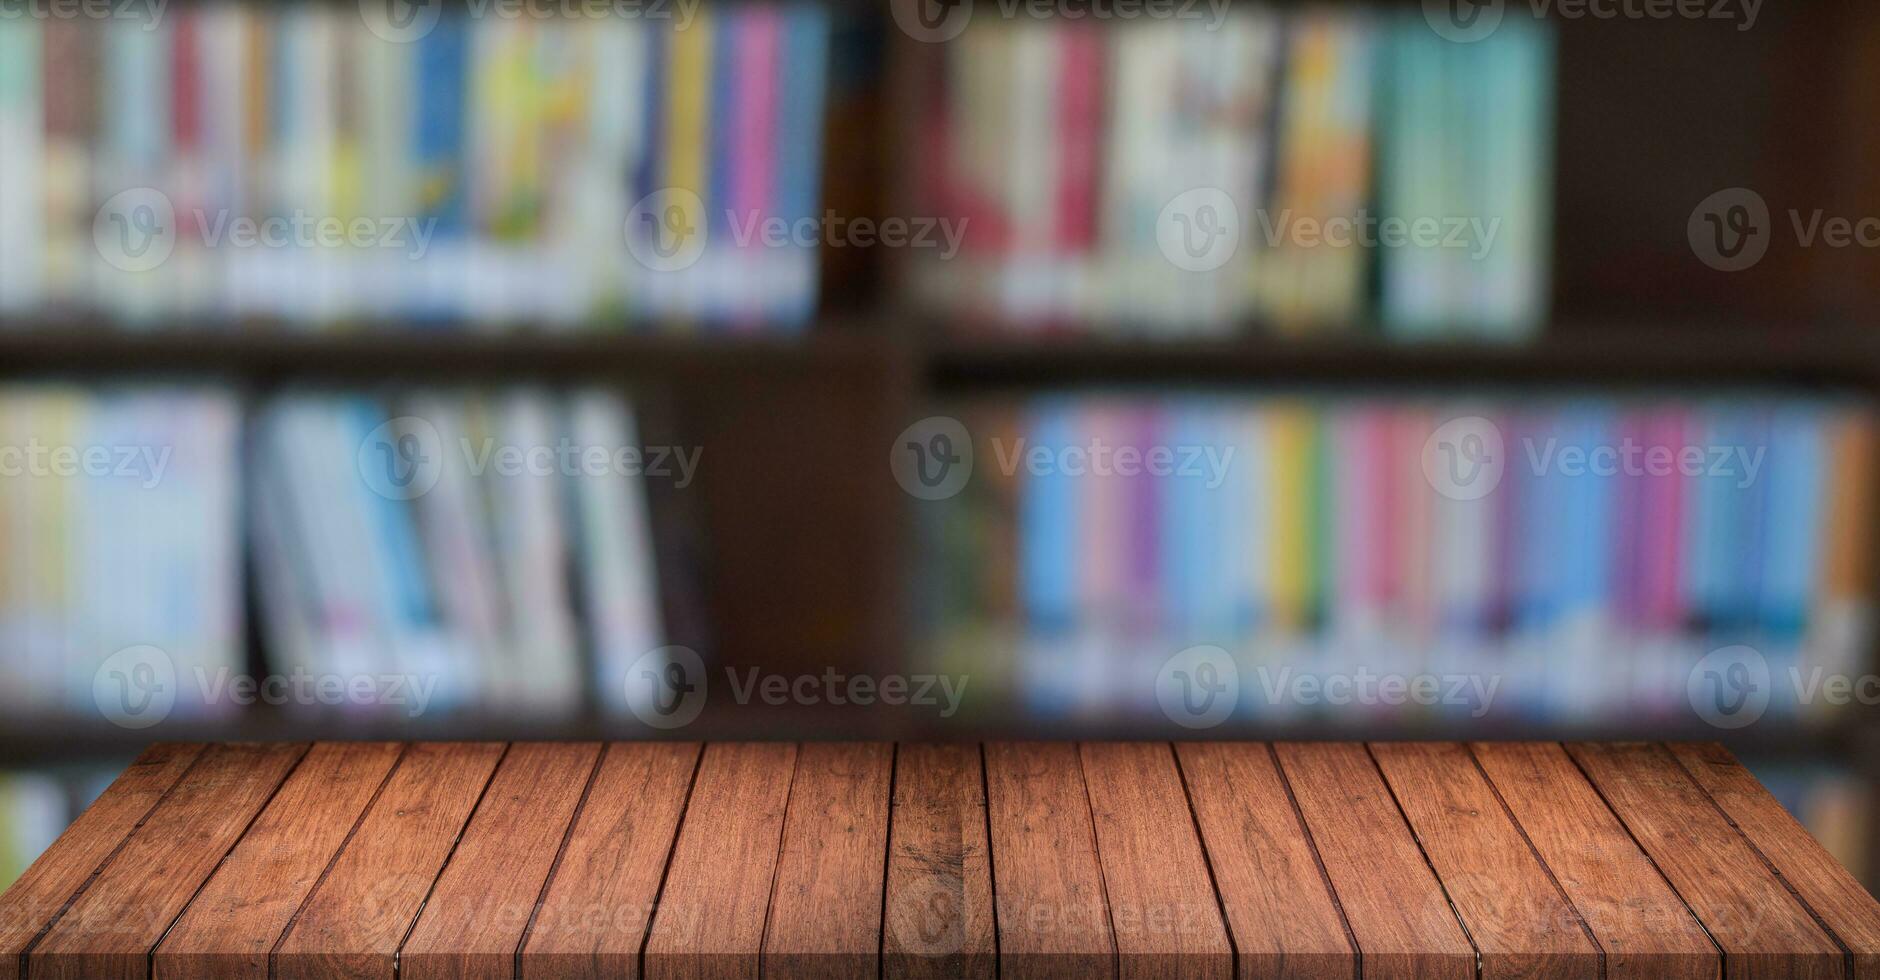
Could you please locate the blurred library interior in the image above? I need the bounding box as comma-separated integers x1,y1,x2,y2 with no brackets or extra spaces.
2,0,1880,890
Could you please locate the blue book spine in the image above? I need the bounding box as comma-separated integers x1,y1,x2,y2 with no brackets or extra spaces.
1516,410,1561,631
414,18,468,237
1019,401,1078,632
1760,405,1823,717
707,10,739,243
635,23,666,220
1684,405,1731,629
1560,407,1617,618
1159,402,1211,637
1729,410,1771,634
345,401,436,632
773,5,828,326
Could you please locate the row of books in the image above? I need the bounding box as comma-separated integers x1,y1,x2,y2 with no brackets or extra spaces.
911,10,1553,336
0,7,831,327
252,391,665,717
0,391,242,721
0,387,668,722
920,396,1873,724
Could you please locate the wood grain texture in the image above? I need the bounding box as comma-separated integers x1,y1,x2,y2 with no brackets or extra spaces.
1668,741,1880,978
0,743,202,980
983,742,1116,980
1470,742,1718,980
1370,742,1600,980
1272,742,1475,980
152,742,404,980
26,742,308,980
401,742,604,980
1078,743,1231,980
1173,742,1355,980
21,740,1874,980
273,742,506,980
882,743,995,980
1569,742,1843,980
762,742,894,980
643,741,798,980
519,742,702,980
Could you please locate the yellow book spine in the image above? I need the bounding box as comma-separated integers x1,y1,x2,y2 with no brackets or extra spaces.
666,12,713,197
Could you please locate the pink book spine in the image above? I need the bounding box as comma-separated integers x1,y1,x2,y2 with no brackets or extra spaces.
734,10,779,244
1053,23,1102,252
1641,409,1686,629
1373,406,1403,615
1610,413,1646,628
1334,409,1382,616
1395,408,1433,635
1077,404,1122,620
1361,408,1395,609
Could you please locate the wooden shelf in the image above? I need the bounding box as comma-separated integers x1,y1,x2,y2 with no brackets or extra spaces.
2,317,1874,390
0,319,887,383
9,740,1878,975
924,322,1880,391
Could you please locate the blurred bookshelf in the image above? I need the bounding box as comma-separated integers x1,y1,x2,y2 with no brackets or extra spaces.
2,0,1880,889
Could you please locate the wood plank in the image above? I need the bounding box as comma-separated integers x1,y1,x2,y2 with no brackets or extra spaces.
1271,742,1474,980
982,741,1115,980
643,742,798,980
519,742,702,980
401,742,605,980
152,742,404,980
1078,743,1231,980
882,743,995,980
761,742,894,980
1172,742,1355,980
26,742,308,980
1471,742,1718,980
0,743,203,980
1669,741,1880,978
273,742,506,980
1370,742,1600,980
1569,742,1843,980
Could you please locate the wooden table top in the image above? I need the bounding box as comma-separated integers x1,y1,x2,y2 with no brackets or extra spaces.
1,741,1877,980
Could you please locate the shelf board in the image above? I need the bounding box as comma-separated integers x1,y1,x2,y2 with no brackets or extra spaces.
924,323,1880,391
0,319,887,382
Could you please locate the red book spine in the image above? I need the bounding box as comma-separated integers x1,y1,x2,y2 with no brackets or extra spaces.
1053,23,1102,252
